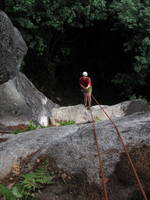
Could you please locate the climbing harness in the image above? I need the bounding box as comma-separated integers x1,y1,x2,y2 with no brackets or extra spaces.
89,94,148,200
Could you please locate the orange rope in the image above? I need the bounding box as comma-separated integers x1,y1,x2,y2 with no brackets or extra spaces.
92,94,148,200
89,108,109,200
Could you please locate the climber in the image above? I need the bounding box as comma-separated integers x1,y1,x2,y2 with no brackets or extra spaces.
79,71,92,108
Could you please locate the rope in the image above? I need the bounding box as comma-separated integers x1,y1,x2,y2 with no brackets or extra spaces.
91,94,148,200
89,108,109,200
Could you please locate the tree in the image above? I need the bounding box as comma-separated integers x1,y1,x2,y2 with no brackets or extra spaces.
1,0,150,100
110,0,150,98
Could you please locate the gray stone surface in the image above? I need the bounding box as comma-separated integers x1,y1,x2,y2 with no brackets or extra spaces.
0,111,149,200
0,72,58,126
0,12,58,126
0,11,27,84
50,99,149,125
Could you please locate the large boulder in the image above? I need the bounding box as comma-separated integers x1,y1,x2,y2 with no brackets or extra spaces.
0,11,27,84
0,11,58,126
50,99,149,125
0,72,58,126
0,111,150,200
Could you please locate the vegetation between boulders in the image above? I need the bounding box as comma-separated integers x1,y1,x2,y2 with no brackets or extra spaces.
0,156,101,200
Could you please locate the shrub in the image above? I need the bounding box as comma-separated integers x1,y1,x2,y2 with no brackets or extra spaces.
59,120,76,126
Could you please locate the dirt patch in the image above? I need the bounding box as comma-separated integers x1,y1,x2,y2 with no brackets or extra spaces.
128,189,150,200
35,156,102,200
7,124,29,131
0,155,102,200
36,172,101,200
0,138,8,143
0,124,29,134
0,150,41,185
114,146,150,195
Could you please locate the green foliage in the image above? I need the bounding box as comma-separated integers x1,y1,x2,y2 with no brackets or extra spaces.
22,168,54,191
110,0,150,98
134,37,150,73
110,0,150,30
61,48,71,57
110,0,150,68
5,0,107,55
129,94,147,101
112,73,135,97
112,71,148,98
13,121,47,134
3,0,150,100
0,159,54,200
59,120,76,126
0,184,16,200
11,185,23,199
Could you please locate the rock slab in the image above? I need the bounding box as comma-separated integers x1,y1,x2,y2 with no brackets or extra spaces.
0,111,150,200
50,99,149,125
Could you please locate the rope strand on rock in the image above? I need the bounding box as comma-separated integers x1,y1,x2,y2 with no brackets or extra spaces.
89,108,109,200
91,94,148,200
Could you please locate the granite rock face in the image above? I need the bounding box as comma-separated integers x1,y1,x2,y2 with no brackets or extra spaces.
0,72,58,126
0,111,150,200
0,11,27,84
0,12,58,126
50,99,149,125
